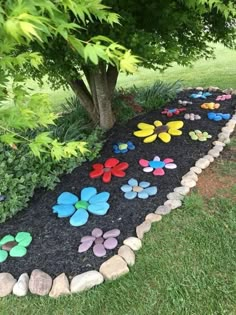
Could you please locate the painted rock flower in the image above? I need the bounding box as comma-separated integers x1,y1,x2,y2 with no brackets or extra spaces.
78,227,120,257
216,94,231,101
89,158,129,183
139,156,177,176
208,112,231,121
113,141,135,154
121,178,158,199
200,102,220,110
161,108,186,117
53,189,110,227
189,130,212,141
190,91,212,99
133,120,184,143
0,232,32,263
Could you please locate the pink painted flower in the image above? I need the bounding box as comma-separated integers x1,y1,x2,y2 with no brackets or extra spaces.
139,156,177,176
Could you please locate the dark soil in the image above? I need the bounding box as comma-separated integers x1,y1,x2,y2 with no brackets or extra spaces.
0,90,235,278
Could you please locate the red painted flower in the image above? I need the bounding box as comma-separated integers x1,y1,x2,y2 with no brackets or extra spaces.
161,108,186,117
89,158,129,183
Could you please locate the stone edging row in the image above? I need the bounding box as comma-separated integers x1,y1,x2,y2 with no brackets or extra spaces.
0,87,235,298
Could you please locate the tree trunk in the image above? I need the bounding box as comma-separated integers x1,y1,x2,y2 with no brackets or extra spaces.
70,64,119,129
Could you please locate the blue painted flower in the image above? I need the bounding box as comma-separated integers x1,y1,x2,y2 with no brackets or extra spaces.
208,112,231,121
113,141,135,154
190,91,212,99
52,189,110,227
121,178,158,200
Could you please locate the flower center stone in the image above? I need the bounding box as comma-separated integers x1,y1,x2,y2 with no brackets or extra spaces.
133,186,143,192
154,125,169,134
118,143,128,150
75,200,89,209
1,241,18,251
103,167,111,172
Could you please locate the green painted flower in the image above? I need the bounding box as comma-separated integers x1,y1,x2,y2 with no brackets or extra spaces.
0,232,32,263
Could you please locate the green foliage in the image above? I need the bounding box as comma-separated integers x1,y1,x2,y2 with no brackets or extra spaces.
0,129,103,223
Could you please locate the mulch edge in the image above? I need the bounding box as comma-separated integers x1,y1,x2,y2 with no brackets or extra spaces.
1,86,236,298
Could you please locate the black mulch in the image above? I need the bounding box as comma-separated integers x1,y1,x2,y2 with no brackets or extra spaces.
0,90,235,279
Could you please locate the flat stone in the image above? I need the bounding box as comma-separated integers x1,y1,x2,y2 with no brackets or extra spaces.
203,155,214,162
136,221,151,239
103,229,120,239
208,149,220,158
214,145,224,152
52,204,75,218
196,87,204,91
13,273,29,297
93,244,106,257
145,213,162,223
57,192,78,205
91,228,103,238
0,235,15,246
0,273,16,297
222,126,234,133
190,166,202,174
78,240,94,253
195,158,210,169
104,237,118,250
99,255,129,280
123,237,142,251
0,250,8,263
2,241,18,251
81,187,97,201
29,269,52,296
70,209,89,227
181,178,196,188
10,245,27,257
71,271,104,293
174,186,190,195
80,235,96,243
95,237,104,244
182,171,198,182
167,192,184,200
49,273,70,298
164,199,182,210
118,245,135,266
212,140,225,147
155,204,171,215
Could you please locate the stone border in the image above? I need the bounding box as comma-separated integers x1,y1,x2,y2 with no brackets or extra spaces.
0,87,236,298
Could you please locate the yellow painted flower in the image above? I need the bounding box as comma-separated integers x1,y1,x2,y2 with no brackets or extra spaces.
133,120,184,143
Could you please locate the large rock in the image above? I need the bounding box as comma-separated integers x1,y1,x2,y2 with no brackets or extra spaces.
155,204,171,215
99,255,129,280
181,178,196,188
49,273,70,298
13,273,29,297
0,273,16,297
195,158,210,169
123,237,142,251
29,269,52,296
136,221,151,239
145,213,162,223
174,186,190,195
118,245,135,266
167,192,184,200
164,199,182,210
70,270,103,293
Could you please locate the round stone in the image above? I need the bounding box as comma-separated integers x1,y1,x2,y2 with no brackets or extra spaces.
95,237,104,245
133,186,143,193
91,228,103,238
167,192,184,200
174,186,190,195
190,166,202,174
93,244,106,257
203,155,214,162
104,238,118,250
103,229,121,239
164,199,182,210
9,245,27,257
181,178,196,188
155,205,171,215
195,158,210,169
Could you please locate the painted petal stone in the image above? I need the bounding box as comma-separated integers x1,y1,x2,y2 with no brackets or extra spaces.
0,250,8,263
123,237,142,251
0,235,14,246
52,204,75,218
121,184,132,192
153,156,161,161
104,237,118,250
163,158,174,164
57,192,78,205
139,159,149,167
103,229,121,239
92,228,103,238
124,191,137,200
10,245,27,257
128,178,138,186
69,209,89,227
149,161,165,168
2,241,18,251
70,271,103,293
89,192,110,203
99,255,129,280
143,167,153,172
80,236,96,243
139,181,150,188
153,168,165,176
15,232,32,247
0,273,16,297
13,273,29,297
138,191,149,199
78,240,94,253
105,157,119,168
87,202,109,215
155,205,171,215
165,163,177,169
143,186,157,196
81,187,97,201
49,273,70,298
95,237,104,244
118,245,135,266
29,269,52,296
93,244,106,257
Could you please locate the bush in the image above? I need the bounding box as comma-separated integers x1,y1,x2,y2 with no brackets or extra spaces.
0,129,103,222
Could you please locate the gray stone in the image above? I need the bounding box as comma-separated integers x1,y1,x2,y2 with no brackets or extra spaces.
195,158,210,169
136,221,151,239
145,213,162,223
181,178,196,188
155,204,171,215
99,255,129,280
164,199,182,210
167,192,184,200
49,273,70,298
190,166,202,174
118,245,135,266
70,271,103,293
174,186,190,195
29,269,52,296
0,273,16,297
123,237,142,251
13,273,29,297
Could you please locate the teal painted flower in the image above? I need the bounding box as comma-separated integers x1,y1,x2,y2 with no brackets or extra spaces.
0,232,32,263
121,178,158,199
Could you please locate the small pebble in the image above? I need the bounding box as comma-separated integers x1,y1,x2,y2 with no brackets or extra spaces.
95,237,104,245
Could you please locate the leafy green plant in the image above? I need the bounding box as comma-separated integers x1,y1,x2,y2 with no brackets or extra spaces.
0,129,103,223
